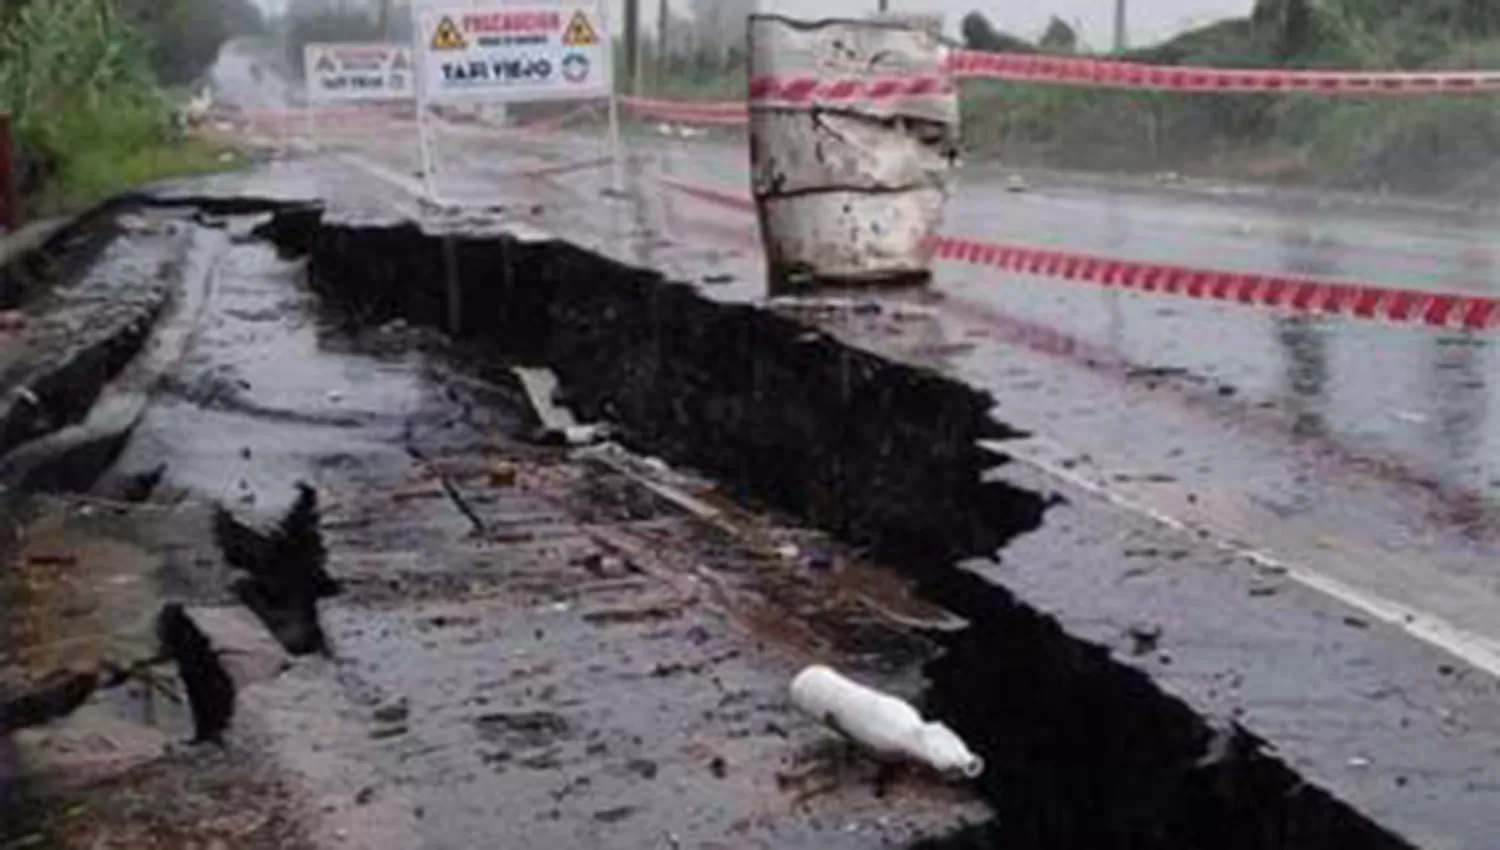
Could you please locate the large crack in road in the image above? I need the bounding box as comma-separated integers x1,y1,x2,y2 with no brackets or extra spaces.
1,204,991,849
4,168,1497,847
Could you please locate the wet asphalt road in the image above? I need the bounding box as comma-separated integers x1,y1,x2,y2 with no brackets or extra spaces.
3,203,988,847
287,114,1500,680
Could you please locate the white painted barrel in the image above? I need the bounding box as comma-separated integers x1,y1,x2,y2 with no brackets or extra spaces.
748,15,960,292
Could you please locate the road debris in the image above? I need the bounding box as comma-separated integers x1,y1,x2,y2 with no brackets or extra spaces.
213,482,338,655
789,665,984,780
154,604,237,745
512,366,610,446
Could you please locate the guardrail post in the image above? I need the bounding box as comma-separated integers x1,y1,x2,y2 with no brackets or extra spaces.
0,114,19,234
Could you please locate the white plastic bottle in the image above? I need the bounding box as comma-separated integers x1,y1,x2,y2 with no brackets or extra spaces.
789,664,984,779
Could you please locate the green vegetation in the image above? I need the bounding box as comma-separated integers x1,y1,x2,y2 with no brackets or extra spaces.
960,0,1500,195
281,0,409,78
644,1,1500,196
0,0,255,216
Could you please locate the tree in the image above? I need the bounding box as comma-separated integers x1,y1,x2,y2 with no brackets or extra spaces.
118,0,265,84
1039,16,1078,53
1251,0,1313,57
960,11,1037,54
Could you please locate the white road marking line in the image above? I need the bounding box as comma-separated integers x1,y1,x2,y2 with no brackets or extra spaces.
980,436,1500,680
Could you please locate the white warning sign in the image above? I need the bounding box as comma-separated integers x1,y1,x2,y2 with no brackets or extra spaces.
305,43,416,102
418,4,612,102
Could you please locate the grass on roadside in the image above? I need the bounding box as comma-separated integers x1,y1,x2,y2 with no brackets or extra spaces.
30,136,245,217
22,98,247,217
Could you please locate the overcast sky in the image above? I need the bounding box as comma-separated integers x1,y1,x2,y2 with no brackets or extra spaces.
748,0,1253,46
257,1,1254,48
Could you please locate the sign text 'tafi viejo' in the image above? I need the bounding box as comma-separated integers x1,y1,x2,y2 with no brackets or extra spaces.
418,4,612,102
304,43,415,102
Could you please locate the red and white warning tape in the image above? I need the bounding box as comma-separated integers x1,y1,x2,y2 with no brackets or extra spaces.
615,51,1500,130
656,177,1500,332
748,75,956,107
932,236,1500,331
947,49,1500,94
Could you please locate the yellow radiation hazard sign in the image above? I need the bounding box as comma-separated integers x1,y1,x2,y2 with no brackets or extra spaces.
430,16,467,51
562,11,599,47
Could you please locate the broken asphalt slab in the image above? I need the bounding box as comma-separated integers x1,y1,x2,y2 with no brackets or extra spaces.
4,160,1491,846
159,162,1500,849
0,209,194,489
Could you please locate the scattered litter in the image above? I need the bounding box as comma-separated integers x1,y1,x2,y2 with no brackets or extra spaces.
0,310,28,334
789,665,983,780
513,366,609,446
26,551,79,567
538,423,610,447
802,550,835,572
1126,623,1162,656
890,304,938,321
626,758,659,779
370,723,409,740
594,806,639,823
373,701,410,725
487,460,518,488
10,386,38,407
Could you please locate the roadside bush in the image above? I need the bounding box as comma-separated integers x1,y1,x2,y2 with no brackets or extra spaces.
0,0,232,212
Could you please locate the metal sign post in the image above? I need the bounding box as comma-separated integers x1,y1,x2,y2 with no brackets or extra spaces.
601,0,624,195
0,114,18,234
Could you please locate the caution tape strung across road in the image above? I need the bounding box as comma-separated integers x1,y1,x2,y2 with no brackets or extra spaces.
930,237,1500,331
620,47,1500,126
654,177,1500,332
947,49,1500,95
747,75,957,106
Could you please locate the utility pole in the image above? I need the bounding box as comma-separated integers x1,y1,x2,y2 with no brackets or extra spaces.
377,0,391,38
1113,0,1127,52
656,0,669,92
624,0,642,95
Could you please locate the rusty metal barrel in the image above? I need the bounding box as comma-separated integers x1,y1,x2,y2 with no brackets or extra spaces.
748,14,960,293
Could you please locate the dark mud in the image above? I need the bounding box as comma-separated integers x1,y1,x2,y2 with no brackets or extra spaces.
250,202,1428,849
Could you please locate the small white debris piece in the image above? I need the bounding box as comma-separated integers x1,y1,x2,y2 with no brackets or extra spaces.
512,366,578,433
1005,174,1029,194
789,665,984,780
557,423,609,447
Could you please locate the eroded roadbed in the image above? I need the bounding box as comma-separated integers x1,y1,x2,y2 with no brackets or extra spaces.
0,207,987,849
219,172,1499,850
